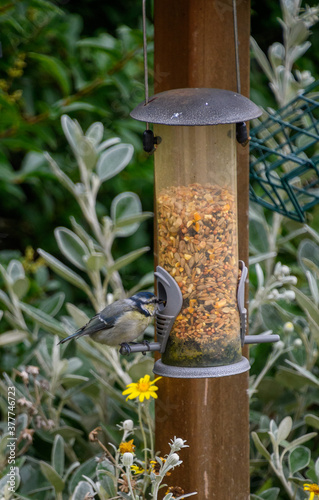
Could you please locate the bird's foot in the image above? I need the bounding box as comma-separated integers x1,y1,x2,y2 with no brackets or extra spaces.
142,340,151,355
119,342,132,355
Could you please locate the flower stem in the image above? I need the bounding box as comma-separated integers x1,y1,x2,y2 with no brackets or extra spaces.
138,403,148,469
125,466,137,499
145,401,154,457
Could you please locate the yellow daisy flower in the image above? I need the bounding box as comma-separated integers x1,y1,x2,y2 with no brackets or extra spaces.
304,483,319,499
119,439,135,454
131,464,145,475
150,458,171,476
122,374,162,402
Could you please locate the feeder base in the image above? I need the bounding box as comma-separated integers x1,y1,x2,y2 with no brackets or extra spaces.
153,356,250,379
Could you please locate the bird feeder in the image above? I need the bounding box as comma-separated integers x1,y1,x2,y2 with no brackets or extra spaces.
128,87,279,378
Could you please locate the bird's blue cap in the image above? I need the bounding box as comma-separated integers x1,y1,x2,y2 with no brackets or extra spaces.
132,291,155,300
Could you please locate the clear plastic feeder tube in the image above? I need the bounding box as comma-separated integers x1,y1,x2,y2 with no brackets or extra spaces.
154,124,242,367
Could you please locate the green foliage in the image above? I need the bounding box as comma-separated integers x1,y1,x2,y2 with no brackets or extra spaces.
2,0,319,498
251,0,319,107
0,110,156,498
0,0,154,259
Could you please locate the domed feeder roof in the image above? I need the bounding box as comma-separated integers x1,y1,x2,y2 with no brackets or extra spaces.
130,87,262,126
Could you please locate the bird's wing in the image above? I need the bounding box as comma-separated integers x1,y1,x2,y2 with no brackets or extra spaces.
83,301,137,335
80,313,118,336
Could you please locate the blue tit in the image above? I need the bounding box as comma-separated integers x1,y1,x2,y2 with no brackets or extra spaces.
58,292,160,347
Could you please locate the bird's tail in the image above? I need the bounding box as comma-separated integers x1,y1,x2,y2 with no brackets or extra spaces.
58,328,87,345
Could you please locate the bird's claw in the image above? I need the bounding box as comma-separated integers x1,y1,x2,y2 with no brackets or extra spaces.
119,342,132,355
142,340,151,355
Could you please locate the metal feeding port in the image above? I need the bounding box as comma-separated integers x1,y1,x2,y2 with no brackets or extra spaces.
118,266,183,356
238,261,280,346
154,265,183,353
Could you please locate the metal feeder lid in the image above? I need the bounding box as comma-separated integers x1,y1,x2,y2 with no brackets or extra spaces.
130,88,262,126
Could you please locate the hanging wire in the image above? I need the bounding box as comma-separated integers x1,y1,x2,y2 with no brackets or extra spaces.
142,0,150,134
232,0,241,94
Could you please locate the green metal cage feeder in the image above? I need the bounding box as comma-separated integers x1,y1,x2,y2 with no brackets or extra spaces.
249,81,319,222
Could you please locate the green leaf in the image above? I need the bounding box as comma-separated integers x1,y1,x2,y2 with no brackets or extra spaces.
98,472,117,497
7,260,25,282
41,292,65,317
66,303,89,328
289,446,310,475
66,357,83,373
290,20,309,46
29,53,71,95
276,416,292,444
70,216,100,249
52,435,65,477
292,286,319,325
0,330,27,346
45,153,76,195
251,432,271,460
285,360,319,387
113,211,153,230
288,477,310,488
0,290,11,308
60,374,89,387
305,414,319,430
77,33,116,51
128,357,154,380
250,36,274,83
298,239,319,275
71,481,95,500
306,313,319,344
268,42,285,70
255,489,280,500
276,367,313,390
111,191,142,237
51,427,83,440
69,457,97,493
61,115,84,153
289,41,311,65
96,143,134,182
77,137,97,170
54,227,89,271
85,122,104,146
39,461,65,493
108,246,150,274
12,277,30,299
21,151,46,176
83,253,106,271
37,249,91,295
0,263,10,284
19,302,65,335
260,303,291,331
97,137,121,153
284,432,317,452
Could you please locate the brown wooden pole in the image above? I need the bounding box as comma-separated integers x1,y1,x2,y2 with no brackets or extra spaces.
154,1,251,498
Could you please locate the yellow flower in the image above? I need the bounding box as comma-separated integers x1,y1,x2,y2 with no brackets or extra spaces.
119,439,135,454
304,483,319,499
0,79,9,92
150,458,171,476
122,374,162,402
7,67,23,78
131,464,145,475
166,486,185,498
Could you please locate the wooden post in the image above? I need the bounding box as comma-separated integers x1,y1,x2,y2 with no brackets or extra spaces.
154,1,251,498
